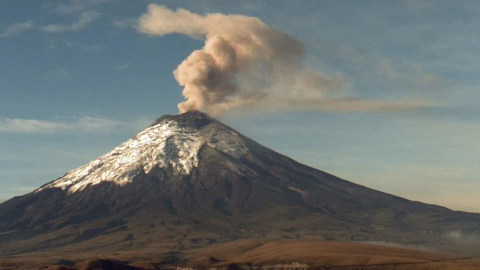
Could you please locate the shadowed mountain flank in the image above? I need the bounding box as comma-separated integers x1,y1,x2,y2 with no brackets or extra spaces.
1,111,480,264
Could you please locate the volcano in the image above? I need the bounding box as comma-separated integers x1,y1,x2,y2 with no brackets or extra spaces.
1,111,480,262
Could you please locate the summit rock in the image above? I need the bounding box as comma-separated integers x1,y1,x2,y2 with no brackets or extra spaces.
38,111,247,193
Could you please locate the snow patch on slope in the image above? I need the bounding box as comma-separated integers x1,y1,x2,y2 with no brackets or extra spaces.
37,120,204,193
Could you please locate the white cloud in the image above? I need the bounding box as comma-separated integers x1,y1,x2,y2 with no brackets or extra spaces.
1,21,34,37
0,117,123,134
41,11,101,33
0,118,69,133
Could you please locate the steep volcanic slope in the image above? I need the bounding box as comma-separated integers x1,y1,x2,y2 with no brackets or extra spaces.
0,111,480,258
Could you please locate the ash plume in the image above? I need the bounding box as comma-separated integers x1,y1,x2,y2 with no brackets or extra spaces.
138,5,433,115
137,5,346,116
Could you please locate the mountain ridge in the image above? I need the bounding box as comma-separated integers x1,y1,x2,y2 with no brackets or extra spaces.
36,111,248,193
1,110,480,260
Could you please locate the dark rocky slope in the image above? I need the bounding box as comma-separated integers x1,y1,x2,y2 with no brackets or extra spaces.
1,111,479,258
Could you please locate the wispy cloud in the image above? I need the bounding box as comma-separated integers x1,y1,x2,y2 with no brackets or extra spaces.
2,0,108,38
41,67,70,80
0,117,123,134
0,118,69,133
61,38,101,51
377,58,442,88
72,117,122,132
41,11,101,33
337,46,442,89
114,64,129,70
1,21,34,37
112,18,136,29
261,98,436,113
46,38,101,52
225,98,436,116
44,0,112,15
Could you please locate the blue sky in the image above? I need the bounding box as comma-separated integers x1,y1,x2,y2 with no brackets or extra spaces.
1,0,480,212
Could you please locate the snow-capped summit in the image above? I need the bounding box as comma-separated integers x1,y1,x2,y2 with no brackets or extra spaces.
38,111,248,193
3,110,480,258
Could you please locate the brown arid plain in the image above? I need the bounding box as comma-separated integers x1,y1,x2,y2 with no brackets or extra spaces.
1,240,480,270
